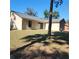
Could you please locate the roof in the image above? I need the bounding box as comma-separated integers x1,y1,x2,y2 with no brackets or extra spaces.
43,19,60,23
11,11,61,23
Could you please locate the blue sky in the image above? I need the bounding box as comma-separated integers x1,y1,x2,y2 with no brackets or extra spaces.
10,0,69,20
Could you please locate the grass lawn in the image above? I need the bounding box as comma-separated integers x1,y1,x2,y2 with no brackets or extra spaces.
11,30,69,59
10,30,48,48
10,30,69,49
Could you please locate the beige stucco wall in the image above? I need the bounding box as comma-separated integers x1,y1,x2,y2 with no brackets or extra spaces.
14,14,22,30
22,20,41,30
11,13,22,30
43,23,46,29
22,19,28,29
32,21,40,29
45,23,60,31
52,23,60,31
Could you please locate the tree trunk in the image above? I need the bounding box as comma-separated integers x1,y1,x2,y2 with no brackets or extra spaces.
48,0,53,38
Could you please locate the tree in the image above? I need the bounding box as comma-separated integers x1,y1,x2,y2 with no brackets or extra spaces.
60,18,65,32
44,9,60,19
25,8,37,16
44,9,49,18
48,0,63,38
52,11,60,19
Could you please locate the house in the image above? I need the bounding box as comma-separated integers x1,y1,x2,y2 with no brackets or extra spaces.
64,21,69,32
10,11,69,32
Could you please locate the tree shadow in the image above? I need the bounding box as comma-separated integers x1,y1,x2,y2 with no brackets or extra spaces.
52,32,69,44
11,49,69,59
21,34,48,42
10,34,48,55
11,32,69,55
52,40,67,45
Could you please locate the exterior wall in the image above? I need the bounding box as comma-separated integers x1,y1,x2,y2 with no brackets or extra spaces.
45,23,49,30
64,24,69,32
45,22,60,31
10,13,22,30
43,23,46,29
52,23,60,31
14,14,22,30
32,21,40,29
22,19,28,29
22,20,42,30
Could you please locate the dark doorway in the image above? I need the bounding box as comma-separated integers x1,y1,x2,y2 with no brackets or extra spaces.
39,23,43,29
28,20,32,27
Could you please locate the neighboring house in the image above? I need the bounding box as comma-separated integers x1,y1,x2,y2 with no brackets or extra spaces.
64,21,69,32
10,11,69,32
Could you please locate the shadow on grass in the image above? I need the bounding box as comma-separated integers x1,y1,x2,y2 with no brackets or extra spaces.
10,32,69,55
21,34,48,42
10,34,48,55
53,32,69,41
11,49,69,59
